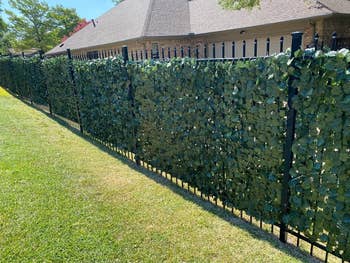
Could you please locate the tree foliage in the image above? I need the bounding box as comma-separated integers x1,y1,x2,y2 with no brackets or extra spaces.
6,0,51,51
219,0,260,9
112,0,124,5
49,5,81,43
5,0,81,52
0,1,6,39
0,0,11,54
112,0,260,9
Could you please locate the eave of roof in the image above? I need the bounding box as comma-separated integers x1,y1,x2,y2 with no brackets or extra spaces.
46,0,342,55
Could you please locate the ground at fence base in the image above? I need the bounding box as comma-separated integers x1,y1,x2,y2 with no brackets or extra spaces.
0,87,10,97
0,87,323,262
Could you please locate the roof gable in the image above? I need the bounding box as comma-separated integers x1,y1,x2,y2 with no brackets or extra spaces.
48,0,151,54
47,0,339,55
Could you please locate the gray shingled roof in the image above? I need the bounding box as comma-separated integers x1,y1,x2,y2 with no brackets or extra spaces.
47,0,348,55
48,0,152,54
319,0,350,14
188,0,332,35
144,0,191,36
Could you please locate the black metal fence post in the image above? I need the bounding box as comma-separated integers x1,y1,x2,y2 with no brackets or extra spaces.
331,32,338,51
39,50,53,115
122,46,129,63
232,41,235,58
314,33,319,50
67,48,83,133
280,37,284,53
279,32,303,243
122,46,140,166
21,52,27,100
254,39,258,57
222,42,225,58
266,38,270,56
23,52,34,104
243,40,246,58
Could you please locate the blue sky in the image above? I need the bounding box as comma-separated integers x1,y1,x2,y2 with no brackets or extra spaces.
2,0,115,21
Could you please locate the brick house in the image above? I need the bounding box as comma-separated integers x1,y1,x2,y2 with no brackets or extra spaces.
46,0,350,59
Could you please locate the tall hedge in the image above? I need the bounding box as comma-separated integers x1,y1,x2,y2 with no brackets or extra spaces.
0,49,349,260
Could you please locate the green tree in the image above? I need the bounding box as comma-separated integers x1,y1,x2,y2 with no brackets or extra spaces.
6,0,81,52
49,5,81,41
0,0,11,54
112,0,259,9
218,0,260,9
112,0,124,4
6,0,51,51
0,1,6,38
0,21,11,55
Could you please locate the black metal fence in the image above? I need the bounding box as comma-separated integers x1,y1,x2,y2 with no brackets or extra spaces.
72,36,286,61
127,37,284,61
64,32,350,263
1,31,349,263
69,31,344,63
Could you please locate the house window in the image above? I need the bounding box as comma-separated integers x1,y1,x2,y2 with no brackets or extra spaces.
87,51,99,59
151,43,159,59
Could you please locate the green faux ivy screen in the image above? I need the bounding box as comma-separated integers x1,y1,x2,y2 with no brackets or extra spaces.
0,49,349,261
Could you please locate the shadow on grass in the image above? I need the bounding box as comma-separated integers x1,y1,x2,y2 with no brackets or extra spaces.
17,97,320,263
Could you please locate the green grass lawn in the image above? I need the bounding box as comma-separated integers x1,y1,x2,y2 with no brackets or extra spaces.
0,87,315,262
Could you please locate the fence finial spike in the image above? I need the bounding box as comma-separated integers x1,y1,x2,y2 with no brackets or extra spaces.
122,46,129,63
331,32,338,51
314,33,319,50
290,32,303,57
